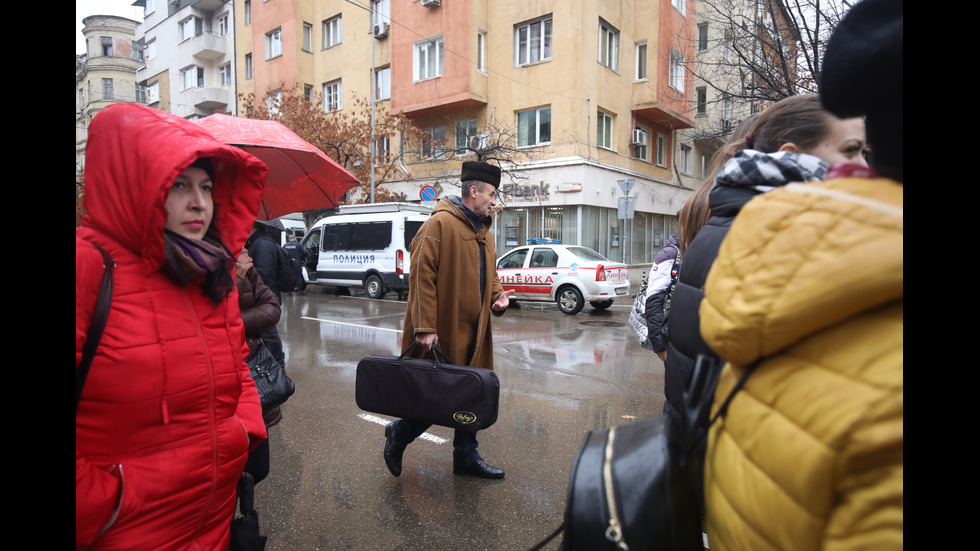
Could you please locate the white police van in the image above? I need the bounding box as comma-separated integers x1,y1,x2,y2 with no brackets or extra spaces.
300,202,431,299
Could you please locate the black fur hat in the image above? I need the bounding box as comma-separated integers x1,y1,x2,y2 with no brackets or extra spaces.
460,161,501,189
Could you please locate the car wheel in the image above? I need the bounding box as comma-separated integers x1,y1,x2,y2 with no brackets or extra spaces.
557,286,585,315
365,274,386,299
590,300,614,310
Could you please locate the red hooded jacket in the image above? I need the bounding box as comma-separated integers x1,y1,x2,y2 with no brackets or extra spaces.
76,104,269,550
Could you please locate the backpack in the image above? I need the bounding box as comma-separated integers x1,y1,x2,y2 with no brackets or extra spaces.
274,244,302,293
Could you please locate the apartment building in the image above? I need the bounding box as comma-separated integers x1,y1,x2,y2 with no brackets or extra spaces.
76,15,142,177
134,0,238,119
238,0,696,265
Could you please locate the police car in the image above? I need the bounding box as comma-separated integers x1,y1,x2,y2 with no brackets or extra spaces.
495,240,630,314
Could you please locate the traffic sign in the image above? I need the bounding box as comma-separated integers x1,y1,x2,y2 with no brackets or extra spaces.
617,179,635,196
420,185,437,201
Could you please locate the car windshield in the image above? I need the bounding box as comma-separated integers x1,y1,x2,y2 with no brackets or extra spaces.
566,246,608,262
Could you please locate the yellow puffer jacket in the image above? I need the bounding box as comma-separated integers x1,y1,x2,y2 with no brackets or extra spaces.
699,177,903,551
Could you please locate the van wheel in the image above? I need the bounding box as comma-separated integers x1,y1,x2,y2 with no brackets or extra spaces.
557,286,584,315
590,300,614,310
366,275,386,299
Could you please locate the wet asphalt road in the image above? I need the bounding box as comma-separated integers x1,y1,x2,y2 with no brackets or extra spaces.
256,286,666,550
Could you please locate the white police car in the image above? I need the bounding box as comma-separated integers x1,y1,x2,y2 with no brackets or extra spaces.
495,240,630,314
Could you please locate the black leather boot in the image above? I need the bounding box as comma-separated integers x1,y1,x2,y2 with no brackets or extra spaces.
383,423,405,477
453,456,505,479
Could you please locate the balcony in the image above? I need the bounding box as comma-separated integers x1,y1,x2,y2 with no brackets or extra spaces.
186,32,227,61
187,86,230,111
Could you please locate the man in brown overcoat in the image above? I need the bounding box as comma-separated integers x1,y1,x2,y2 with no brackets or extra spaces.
382,161,515,479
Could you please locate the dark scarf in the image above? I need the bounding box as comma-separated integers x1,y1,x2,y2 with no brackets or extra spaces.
162,229,231,286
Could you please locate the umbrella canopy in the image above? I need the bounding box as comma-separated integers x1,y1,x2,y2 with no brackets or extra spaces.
195,113,360,220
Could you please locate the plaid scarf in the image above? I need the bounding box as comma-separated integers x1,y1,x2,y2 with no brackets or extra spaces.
716,149,829,193
162,230,231,286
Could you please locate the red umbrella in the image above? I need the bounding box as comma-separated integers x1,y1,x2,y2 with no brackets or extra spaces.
196,113,360,220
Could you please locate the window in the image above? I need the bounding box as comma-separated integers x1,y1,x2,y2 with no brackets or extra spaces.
147,82,160,104
722,93,733,132
102,78,114,99
414,36,444,81
180,17,203,42
515,17,552,66
698,23,709,51
420,125,446,160
135,84,146,104
145,39,156,60
218,14,230,36
597,110,613,150
132,41,144,61
724,29,734,62
182,66,204,90
244,1,251,26
669,48,684,92
101,37,113,56
633,126,649,161
656,134,667,166
324,79,342,112
598,20,619,72
372,0,390,28
679,144,693,174
323,16,342,49
78,88,84,107
672,0,686,16
635,42,647,80
219,63,232,86
456,119,478,152
304,84,313,101
372,136,390,165
144,0,155,15
245,53,253,79
303,22,313,52
477,31,487,73
266,28,282,59
266,89,282,115
517,106,551,147
374,67,390,101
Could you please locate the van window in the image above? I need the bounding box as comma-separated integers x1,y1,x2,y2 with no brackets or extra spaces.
349,221,393,250
405,221,424,248
322,223,351,251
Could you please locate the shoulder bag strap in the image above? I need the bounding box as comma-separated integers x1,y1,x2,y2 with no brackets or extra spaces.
76,242,115,413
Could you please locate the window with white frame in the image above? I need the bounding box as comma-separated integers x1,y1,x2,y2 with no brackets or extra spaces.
477,31,487,73
698,23,708,51
132,41,144,61
672,0,686,16
78,88,84,107
303,23,313,52
669,48,684,92
597,110,613,150
633,125,650,161
656,134,667,166
679,144,692,174
146,39,156,60
244,1,251,26
635,42,647,80
135,84,146,104
266,89,282,116
515,17,552,66
147,82,160,104
144,0,155,15
102,78,114,99
323,16,342,49
373,136,390,165
456,119,478,152
182,66,204,90
598,20,619,72
180,17,202,42
517,106,551,147
218,14,230,36
266,28,282,59
372,0,390,28
724,29,733,61
696,87,707,116
414,36,444,81
219,63,232,86
304,84,313,101
374,67,390,101
101,37,113,56
420,125,446,160
323,79,342,112
245,53,253,79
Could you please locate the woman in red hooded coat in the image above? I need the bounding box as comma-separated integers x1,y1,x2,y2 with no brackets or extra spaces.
76,103,269,550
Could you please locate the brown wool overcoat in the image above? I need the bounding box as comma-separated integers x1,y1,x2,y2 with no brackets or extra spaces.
401,197,506,370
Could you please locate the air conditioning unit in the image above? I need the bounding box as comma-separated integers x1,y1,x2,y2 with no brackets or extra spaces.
373,22,389,38
632,129,648,146
468,134,489,150
421,0,441,7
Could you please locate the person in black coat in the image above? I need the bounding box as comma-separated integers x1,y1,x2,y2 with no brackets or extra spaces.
245,223,287,364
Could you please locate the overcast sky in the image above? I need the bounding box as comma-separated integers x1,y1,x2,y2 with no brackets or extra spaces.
77,0,145,55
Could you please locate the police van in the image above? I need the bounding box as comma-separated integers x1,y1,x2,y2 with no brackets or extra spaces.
300,202,431,299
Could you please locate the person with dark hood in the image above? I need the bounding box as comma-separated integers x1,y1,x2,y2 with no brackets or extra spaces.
382,161,515,480
76,103,269,549
245,222,287,365
641,235,680,361
699,0,903,548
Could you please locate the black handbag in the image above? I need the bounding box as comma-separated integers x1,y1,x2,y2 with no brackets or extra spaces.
531,356,759,551
247,342,295,413
229,473,267,551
